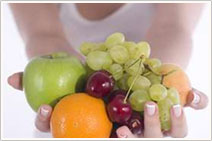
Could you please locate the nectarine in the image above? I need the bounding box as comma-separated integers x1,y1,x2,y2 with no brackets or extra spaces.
160,64,191,105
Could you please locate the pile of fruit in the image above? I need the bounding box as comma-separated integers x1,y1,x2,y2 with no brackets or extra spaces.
23,32,191,138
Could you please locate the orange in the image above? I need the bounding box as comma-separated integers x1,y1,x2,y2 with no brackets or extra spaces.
50,93,112,138
160,64,191,106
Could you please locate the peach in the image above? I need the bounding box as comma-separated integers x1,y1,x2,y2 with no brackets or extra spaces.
160,64,191,106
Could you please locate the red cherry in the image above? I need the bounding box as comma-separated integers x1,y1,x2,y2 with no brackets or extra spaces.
86,70,115,98
107,95,132,124
126,112,144,135
108,89,127,103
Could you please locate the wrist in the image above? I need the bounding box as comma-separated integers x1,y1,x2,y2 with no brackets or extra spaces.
144,24,193,69
25,34,85,63
25,35,71,59
147,21,192,39
145,20,192,44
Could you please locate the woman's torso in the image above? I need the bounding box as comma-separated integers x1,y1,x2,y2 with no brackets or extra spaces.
59,3,155,51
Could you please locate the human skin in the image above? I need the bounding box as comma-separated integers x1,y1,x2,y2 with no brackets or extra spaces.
8,3,208,138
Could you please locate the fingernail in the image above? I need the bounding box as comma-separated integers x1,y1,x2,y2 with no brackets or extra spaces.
118,133,128,138
173,104,182,117
192,93,200,104
146,104,155,116
40,107,49,117
7,75,13,84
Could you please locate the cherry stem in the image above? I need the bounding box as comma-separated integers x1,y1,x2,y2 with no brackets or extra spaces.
124,59,143,103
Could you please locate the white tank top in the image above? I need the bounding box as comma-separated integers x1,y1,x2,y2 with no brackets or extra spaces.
59,3,155,51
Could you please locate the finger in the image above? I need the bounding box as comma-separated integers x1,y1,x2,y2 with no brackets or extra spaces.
186,88,208,110
116,126,137,138
143,101,163,138
35,105,52,132
7,72,23,90
170,104,188,138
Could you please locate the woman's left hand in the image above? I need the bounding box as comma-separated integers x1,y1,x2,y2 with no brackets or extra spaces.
116,88,208,138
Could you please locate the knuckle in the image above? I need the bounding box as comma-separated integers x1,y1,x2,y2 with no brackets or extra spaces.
35,121,50,132
145,119,160,127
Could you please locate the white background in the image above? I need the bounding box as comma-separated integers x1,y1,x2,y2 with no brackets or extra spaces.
1,2,211,139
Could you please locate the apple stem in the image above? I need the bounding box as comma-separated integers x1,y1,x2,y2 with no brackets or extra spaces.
51,52,68,58
124,58,143,104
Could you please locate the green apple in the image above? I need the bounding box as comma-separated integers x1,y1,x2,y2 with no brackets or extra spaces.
23,52,86,112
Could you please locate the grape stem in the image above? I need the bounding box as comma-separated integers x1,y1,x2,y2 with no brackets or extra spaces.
161,69,177,84
111,57,141,77
123,58,143,104
127,58,141,68
144,64,161,76
162,69,177,76
143,71,151,76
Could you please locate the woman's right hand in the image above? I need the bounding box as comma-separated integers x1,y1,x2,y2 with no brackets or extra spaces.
8,72,53,132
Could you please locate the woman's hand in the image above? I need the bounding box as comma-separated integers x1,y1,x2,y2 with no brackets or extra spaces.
8,72,53,132
7,34,85,132
8,72,208,136
116,89,208,138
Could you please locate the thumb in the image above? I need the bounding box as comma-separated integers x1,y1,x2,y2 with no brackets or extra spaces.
186,88,208,110
116,126,137,138
35,104,52,132
8,72,23,90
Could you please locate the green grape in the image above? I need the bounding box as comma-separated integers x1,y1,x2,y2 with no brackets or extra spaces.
145,58,161,68
136,41,151,58
124,41,150,60
167,87,180,105
124,59,144,76
117,73,129,90
127,75,151,91
142,67,150,74
109,45,129,64
149,84,167,101
127,45,143,60
158,98,173,131
123,42,139,59
87,51,113,70
84,63,95,78
80,42,97,56
102,66,110,73
129,89,151,112
145,72,162,84
96,43,107,51
145,58,162,74
105,32,125,49
113,84,120,91
109,64,123,80
80,42,108,56
122,41,137,49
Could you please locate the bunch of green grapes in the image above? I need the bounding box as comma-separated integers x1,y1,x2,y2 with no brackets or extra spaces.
80,32,181,131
